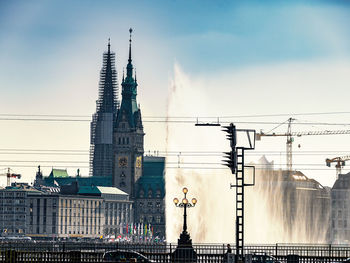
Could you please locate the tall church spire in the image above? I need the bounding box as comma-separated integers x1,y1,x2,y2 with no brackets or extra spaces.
126,28,134,80
90,40,119,177
116,28,141,130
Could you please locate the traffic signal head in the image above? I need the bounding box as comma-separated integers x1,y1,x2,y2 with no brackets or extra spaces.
222,123,237,149
223,151,237,174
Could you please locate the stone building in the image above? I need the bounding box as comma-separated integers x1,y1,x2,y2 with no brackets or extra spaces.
113,30,144,197
253,156,331,243
135,156,166,238
0,182,133,239
331,172,350,243
0,185,40,235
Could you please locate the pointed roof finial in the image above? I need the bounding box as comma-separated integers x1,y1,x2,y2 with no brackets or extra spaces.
122,68,125,82
135,68,137,82
108,38,111,53
128,28,133,64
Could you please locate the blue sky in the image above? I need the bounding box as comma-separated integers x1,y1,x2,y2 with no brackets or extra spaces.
0,0,350,187
1,0,350,75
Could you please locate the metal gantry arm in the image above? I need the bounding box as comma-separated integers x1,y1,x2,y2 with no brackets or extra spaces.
223,123,256,263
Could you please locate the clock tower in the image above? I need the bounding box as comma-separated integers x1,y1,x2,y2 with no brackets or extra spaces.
113,29,144,199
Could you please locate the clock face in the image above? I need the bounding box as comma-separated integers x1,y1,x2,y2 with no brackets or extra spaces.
118,156,128,168
135,156,142,169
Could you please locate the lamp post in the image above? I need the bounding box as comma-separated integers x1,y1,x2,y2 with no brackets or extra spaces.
172,187,197,262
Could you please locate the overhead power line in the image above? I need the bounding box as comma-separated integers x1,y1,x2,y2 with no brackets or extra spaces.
1,117,350,126
2,111,350,118
0,163,345,172
1,148,350,157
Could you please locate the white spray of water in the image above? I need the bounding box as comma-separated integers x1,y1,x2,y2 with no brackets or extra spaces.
165,64,329,244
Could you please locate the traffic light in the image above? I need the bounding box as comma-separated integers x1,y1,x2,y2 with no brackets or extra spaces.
223,123,237,149
223,123,237,174
223,151,237,174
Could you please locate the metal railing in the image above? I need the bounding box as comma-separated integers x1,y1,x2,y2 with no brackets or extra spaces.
0,242,349,262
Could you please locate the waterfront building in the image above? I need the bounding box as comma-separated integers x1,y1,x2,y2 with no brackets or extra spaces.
0,185,40,235
135,156,166,238
331,172,350,243
0,181,133,239
254,156,331,243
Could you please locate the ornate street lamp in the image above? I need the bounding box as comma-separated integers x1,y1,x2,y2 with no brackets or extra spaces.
173,187,197,238
172,187,197,262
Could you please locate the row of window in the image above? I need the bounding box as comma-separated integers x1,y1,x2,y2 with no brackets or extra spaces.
139,189,162,198
0,192,26,198
139,215,163,224
118,137,130,145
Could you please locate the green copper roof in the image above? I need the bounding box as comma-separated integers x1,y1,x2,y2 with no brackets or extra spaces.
43,176,112,188
49,169,69,178
115,30,142,129
136,156,165,198
78,186,100,195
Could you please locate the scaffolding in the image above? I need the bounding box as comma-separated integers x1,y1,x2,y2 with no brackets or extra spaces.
90,45,120,177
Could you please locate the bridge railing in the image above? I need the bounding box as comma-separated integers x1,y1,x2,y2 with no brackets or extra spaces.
0,242,350,263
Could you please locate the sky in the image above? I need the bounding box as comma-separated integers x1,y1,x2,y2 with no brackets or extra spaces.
1,0,350,190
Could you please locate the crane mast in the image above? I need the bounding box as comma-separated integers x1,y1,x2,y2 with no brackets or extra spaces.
0,168,21,186
286,118,294,172
326,155,350,179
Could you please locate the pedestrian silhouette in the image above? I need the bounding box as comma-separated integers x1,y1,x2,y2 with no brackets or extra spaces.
227,244,232,253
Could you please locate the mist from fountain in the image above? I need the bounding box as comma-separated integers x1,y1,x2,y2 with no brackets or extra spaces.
165,64,330,244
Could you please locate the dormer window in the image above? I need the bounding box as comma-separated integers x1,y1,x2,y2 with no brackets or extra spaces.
139,189,144,198
148,189,153,198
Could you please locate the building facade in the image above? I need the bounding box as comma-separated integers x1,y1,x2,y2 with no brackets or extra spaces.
254,157,331,243
135,156,166,238
331,172,350,243
0,183,133,239
0,186,38,235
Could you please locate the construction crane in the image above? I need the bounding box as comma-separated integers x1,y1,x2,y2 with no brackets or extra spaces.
0,168,21,186
256,118,350,172
326,156,350,179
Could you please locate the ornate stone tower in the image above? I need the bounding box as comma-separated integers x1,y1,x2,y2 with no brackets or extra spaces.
90,40,119,177
113,29,144,198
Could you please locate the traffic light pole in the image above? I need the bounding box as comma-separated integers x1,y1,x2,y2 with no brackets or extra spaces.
223,123,255,263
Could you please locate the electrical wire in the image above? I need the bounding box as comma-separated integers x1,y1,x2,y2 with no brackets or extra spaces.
0,164,345,172
1,117,350,126
2,111,350,118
